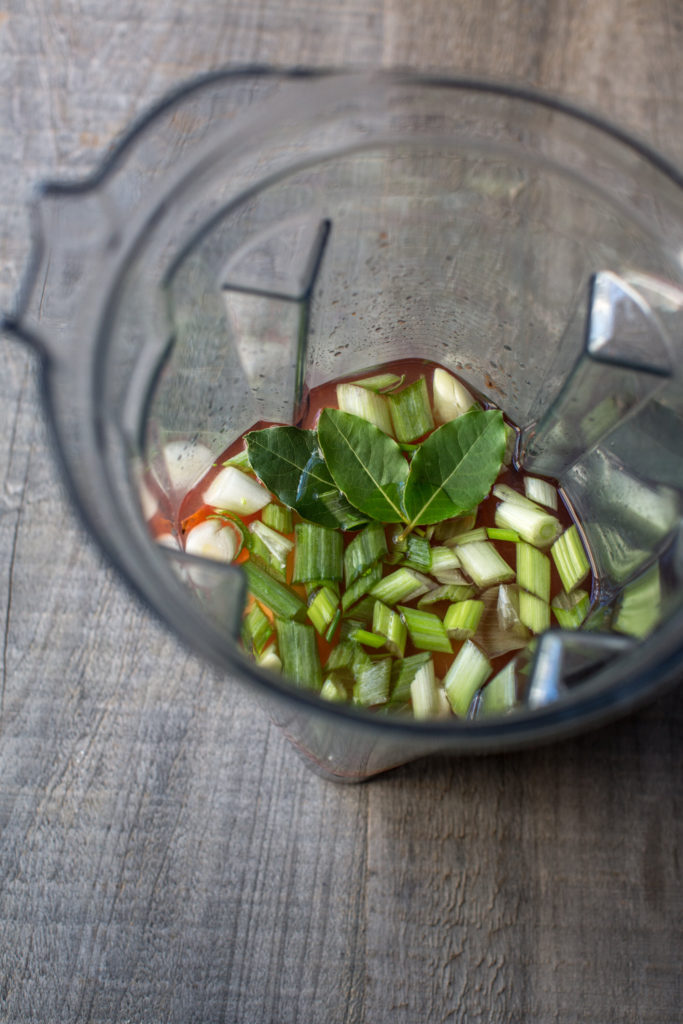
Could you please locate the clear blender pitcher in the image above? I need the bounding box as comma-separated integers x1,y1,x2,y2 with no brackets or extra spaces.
4,70,683,780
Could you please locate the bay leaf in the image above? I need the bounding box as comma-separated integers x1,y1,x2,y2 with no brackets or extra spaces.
245,426,366,529
404,409,506,527
317,409,409,524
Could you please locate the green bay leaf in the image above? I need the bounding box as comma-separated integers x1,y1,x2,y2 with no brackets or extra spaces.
245,426,366,529
317,409,409,524
404,409,506,527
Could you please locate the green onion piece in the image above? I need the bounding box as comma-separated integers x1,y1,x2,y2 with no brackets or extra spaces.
487,527,520,543
516,542,551,602
401,534,432,571
524,476,558,510
249,531,286,579
502,423,517,466
204,465,270,514
275,618,323,690
397,605,452,653
324,639,358,673
495,500,560,548
222,447,252,470
456,540,514,588
350,628,387,649
344,522,388,585
337,381,393,435
389,652,432,709
410,659,443,720
492,483,540,509
292,523,343,583
353,657,392,707
429,547,461,576
342,595,376,624
207,510,250,556
305,579,339,598
370,567,433,605
550,525,590,592
443,599,484,639
477,661,518,715
387,376,435,442
256,646,282,672
325,607,342,643
307,585,340,635
417,582,476,608
551,588,590,629
518,590,551,634
262,502,293,534
448,527,488,546
241,602,273,655
372,601,407,657
249,520,294,569
353,372,404,393
320,675,350,703
443,640,492,716
243,560,306,621
613,563,661,638
341,563,383,613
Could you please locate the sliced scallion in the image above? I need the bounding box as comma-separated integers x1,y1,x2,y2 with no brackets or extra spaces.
432,368,477,423
444,599,484,640
262,502,293,534
456,540,514,588
417,582,476,608
613,562,661,638
203,465,270,514
516,542,551,603
222,446,252,470
477,661,518,715
524,476,558,510
353,656,392,707
344,522,388,585
249,520,294,570
320,675,350,702
551,525,590,592
337,381,393,435
349,627,387,649
387,377,435,442
307,585,340,635
241,602,273,655
518,590,550,634
353,372,404,393
372,600,407,657
397,605,452,653
410,659,442,720
243,561,306,621
400,534,432,571
370,567,433,605
492,483,540,509
487,527,520,543
448,527,488,546
443,640,492,716
432,513,477,543
292,523,343,583
275,618,323,690
256,646,282,672
429,547,461,576
341,563,383,613
389,653,432,709
495,500,560,548
551,588,590,629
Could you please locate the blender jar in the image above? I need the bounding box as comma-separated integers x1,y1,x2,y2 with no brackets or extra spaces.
4,70,683,780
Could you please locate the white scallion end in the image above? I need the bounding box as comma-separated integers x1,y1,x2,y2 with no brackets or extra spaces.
336,382,393,435
185,519,237,563
410,660,441,719
203,465,270,514
524,476,558,510
432,368,477,423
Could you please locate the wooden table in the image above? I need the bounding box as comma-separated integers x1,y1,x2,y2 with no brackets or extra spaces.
1,3,681,1021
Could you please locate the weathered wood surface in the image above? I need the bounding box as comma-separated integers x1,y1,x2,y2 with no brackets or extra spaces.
1,2,682,1022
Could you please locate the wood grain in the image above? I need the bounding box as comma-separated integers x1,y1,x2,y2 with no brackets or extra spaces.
1,1,682,1022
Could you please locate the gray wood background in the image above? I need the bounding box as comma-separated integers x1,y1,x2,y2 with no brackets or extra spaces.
1,2,682,1022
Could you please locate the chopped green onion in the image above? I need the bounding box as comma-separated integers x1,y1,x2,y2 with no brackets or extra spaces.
389,653,432,709
370,567,433,605
410,659,443,720
400,534,432,571
249,531,286,578
325,639,358,673
477,661,518,715
613,563,661,638
185,519,237,563
432,513,477,543
444,599,484,639
337,381,393,435
349,627,387,649
475,584,530,658
203,465,270,514
516,542,551,602
241,602,273,655
372,601,408,657
344,522,388,585
243,561,306,621
353,372,404,392
249,520,294,570
262,502,293,533
256,646,282,672
432,368,477,423
495,500,560,548
456,540,514,588
341,563,383,613
222,446,252,470
518,590,550,634
342,595,376,625
325,607,342,643
320,675,350,702
443,640,492,716
353,656,392,707
502,423,517,466
551,588,590,629
417,582,476,608
397,605,452,653
387,376,435,442
292,523,343,583
448,527,488,546
207,510,250,556
307,585,340,635
524,476,558,510
429,547,461,576
492,483,540,509
487,527,520,543
551,525,590,593
275,618,323,690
